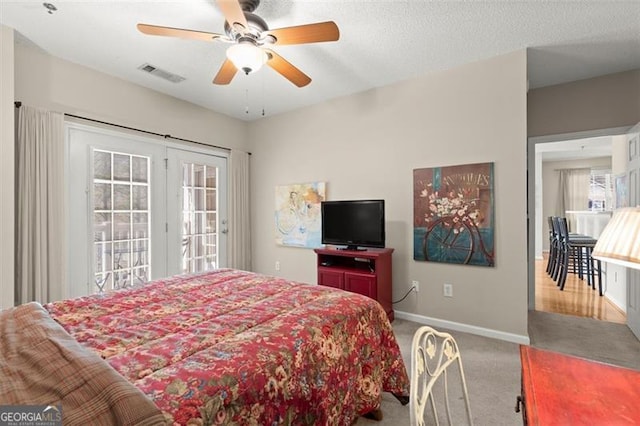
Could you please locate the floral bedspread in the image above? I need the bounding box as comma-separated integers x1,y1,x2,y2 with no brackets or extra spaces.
45,269,409,425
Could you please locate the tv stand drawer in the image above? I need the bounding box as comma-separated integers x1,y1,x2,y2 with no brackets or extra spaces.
344,271,377,299
318,268,344,289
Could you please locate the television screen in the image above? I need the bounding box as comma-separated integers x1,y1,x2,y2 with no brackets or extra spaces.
321,200,385,250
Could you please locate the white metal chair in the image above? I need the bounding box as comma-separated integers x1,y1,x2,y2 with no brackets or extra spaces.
410,326,473,425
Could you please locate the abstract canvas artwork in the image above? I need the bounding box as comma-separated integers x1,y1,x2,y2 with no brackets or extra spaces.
275,182,326,248
413,162,495,266
615,173,628,209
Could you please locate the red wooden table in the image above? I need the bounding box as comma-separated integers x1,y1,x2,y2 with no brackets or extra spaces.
519,345,640,425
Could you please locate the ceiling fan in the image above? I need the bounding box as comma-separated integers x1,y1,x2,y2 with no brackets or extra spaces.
137,0,340,88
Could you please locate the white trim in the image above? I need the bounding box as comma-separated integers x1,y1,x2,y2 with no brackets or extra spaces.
527,125,633,312
65,121,230,159
605,293,626,313
528,126,632,144
395,310,530,345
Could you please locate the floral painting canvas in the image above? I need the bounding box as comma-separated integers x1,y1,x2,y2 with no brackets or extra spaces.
275,182,326,248
413,162,495,266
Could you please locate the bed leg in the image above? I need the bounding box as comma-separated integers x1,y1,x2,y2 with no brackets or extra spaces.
362,409,384,421
393,393,410,405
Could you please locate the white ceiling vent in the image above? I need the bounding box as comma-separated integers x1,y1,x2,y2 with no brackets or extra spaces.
138,63,185,83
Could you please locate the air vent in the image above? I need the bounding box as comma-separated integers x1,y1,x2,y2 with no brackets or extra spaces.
138,63,185,83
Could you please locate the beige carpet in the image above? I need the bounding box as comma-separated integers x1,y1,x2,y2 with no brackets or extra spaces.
358,311,640,425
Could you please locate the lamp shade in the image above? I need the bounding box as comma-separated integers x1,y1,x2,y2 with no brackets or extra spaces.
592,207,640,270
226,43,267,75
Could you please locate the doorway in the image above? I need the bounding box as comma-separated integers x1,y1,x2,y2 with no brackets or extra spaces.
527,129,629,324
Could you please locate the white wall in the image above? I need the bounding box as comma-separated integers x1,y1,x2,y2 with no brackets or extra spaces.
248,51,529,340
528,69,640,138
0,26,15,309
14,43,248,152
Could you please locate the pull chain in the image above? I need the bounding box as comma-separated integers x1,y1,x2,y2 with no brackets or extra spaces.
245,89,249,115
261,69,265,117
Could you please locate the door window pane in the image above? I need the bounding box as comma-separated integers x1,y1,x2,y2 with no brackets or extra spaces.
206,213,217,233
133,212,149,239
206,167,216,188
132,185,148,210
94,183,111,210
114,212,131,240
132,157,148,183
206,189,216,210
114,184,131,210
194,188,205,211
194,164,205,187
113,154,131,181
94,151,111,180
94,213,112,241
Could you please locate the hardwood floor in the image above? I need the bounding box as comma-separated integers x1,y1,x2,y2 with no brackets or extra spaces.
535,257,626,324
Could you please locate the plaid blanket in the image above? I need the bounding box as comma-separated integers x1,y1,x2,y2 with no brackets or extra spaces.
0,302,168,426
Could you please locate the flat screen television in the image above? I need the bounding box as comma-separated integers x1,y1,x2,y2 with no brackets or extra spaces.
321,199,385,250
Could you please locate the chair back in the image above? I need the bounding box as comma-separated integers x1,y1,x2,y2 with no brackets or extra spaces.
410,326,473,426
551,217,563,244
558,217,571,245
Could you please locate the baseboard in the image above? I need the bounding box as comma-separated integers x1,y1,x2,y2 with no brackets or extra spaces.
604,293,626,313
536,250,549,261
395,310,530,345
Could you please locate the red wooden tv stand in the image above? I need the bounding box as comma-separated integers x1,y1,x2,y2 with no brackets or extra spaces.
518,345,640,425
314,247,394,321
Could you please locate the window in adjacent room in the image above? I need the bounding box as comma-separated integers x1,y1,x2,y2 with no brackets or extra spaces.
588,169,614,211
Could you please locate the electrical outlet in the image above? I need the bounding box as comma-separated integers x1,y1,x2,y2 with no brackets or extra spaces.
275,261,280,271
412,280,420,293
443,283,453,297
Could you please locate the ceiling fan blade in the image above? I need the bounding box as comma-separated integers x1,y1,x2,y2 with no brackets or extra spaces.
216,0,248,32
264,49,311,88
137,23,223,42
213,59,238,85
263,21,339,45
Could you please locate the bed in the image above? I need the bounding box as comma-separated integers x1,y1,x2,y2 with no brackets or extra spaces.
1,269,410,425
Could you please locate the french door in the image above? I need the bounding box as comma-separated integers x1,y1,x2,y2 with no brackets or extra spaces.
67,124,227,298
166,149,228,275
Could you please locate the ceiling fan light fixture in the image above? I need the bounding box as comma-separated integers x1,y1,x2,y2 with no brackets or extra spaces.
226,42,267,75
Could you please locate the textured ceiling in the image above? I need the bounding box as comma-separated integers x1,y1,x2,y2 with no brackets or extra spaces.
538,136,613,162
1,0,639,121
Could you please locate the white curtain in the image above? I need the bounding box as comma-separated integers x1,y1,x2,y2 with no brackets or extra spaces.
16,106,66,304
557,168,590,232
228,149,251,270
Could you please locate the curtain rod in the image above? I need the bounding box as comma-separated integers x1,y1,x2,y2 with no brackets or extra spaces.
554,167,610,171
14,101,250,155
